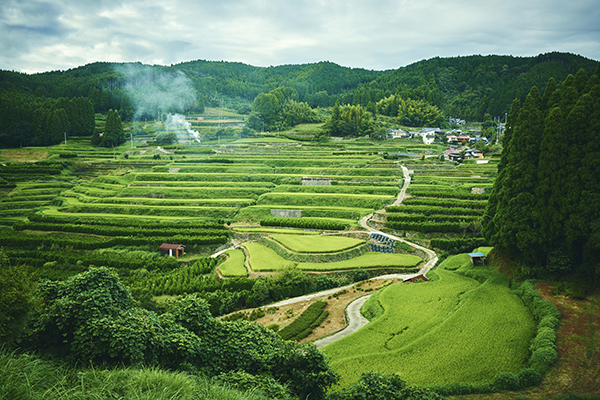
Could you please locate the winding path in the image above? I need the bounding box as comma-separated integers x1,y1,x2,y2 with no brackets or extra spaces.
212,163,438,348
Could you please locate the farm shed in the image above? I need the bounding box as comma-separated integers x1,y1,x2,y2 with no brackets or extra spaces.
468,252,486,265
159,243,185,258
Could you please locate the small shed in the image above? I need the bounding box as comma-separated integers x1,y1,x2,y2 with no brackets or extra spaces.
160,243,185,258
468,252,486,265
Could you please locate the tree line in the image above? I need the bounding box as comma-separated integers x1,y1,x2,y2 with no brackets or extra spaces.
483,64,600,282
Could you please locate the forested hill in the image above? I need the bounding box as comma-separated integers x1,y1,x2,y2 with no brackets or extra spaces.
1,52,597,125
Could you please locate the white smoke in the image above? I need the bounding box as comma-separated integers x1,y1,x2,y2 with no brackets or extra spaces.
165,113,201,143
114,63,197,122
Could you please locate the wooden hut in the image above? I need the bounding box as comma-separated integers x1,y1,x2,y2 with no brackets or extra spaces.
468,252,486,265
159,243,185,258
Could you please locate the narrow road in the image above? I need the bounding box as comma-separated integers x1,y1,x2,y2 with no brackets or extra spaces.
313,295,370,348
212,163,438,347
312,165,438,347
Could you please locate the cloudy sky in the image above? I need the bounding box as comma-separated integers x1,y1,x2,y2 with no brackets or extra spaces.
1,0,599,74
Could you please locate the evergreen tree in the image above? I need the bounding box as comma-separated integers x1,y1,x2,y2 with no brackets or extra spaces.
483,98,520,241
100,109,125,147
487,87,544,268
484,69,600,282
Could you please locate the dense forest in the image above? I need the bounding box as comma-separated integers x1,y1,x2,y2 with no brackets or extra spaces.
1,52,597,148
484,65,600,282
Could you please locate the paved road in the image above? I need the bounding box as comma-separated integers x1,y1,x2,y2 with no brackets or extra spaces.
313,295,371,348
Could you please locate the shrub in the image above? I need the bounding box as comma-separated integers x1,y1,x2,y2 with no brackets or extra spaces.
353,269,369,282
278,300,328,341
493,372,520,391
518,368,542,387
538,315,561,330
529,347,558,374
530,327,557,352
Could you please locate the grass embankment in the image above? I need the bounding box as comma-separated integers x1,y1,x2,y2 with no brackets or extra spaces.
323,255,536,388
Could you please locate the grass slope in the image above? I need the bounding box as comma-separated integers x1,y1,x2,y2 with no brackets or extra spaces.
323,266,536,387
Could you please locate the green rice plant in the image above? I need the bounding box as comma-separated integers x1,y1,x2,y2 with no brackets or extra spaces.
324,270,535,388
243,242,297,272
296,252,422,271
269,234,365,253
272,184,399,196
257,192,394,209
438,253,472,270
361,290,385,321
232,227,320,235
219,249,248,277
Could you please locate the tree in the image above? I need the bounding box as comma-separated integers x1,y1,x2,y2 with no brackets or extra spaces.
100,109,125,147
484,67,600,282
0,251,38,348
486,87,544,268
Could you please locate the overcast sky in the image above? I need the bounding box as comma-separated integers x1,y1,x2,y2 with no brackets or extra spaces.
1,0,599,74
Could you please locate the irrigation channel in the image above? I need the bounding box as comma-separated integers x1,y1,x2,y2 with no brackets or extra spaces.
211,164,439,348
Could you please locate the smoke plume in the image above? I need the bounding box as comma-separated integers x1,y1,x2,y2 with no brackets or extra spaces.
114,63,197,122
165,113,201,143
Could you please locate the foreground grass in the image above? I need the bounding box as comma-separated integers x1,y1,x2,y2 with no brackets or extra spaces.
323,264,536,388
0,349,270,400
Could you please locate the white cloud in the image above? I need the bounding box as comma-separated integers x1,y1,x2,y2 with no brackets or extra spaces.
0,0,598,73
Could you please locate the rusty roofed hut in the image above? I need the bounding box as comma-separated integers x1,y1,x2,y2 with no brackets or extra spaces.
159,243,185,258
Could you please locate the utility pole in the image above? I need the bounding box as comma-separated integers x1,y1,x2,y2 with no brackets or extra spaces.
64,132,67,146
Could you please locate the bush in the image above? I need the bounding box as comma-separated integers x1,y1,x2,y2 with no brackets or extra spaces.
278,300,328,341
493,372,520,391
518,368,542,387
530,327,557,352
538,315,561,330
353,269,369,282
529,346,558,374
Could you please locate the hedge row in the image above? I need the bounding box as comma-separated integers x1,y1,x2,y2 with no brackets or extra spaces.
59,204,237,219
402,197,488,209
278,300,329,341
260,218,346,231
516,281,561,374
386,213,480,223
386,205,483,216
0,229,227,251
13,221,229,238
408,189,490,200
386,220,463,233
430,237,488,251
9,249,180,276
27,212,225,230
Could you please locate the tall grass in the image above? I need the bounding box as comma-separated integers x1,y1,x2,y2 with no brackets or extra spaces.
0,349,269,400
